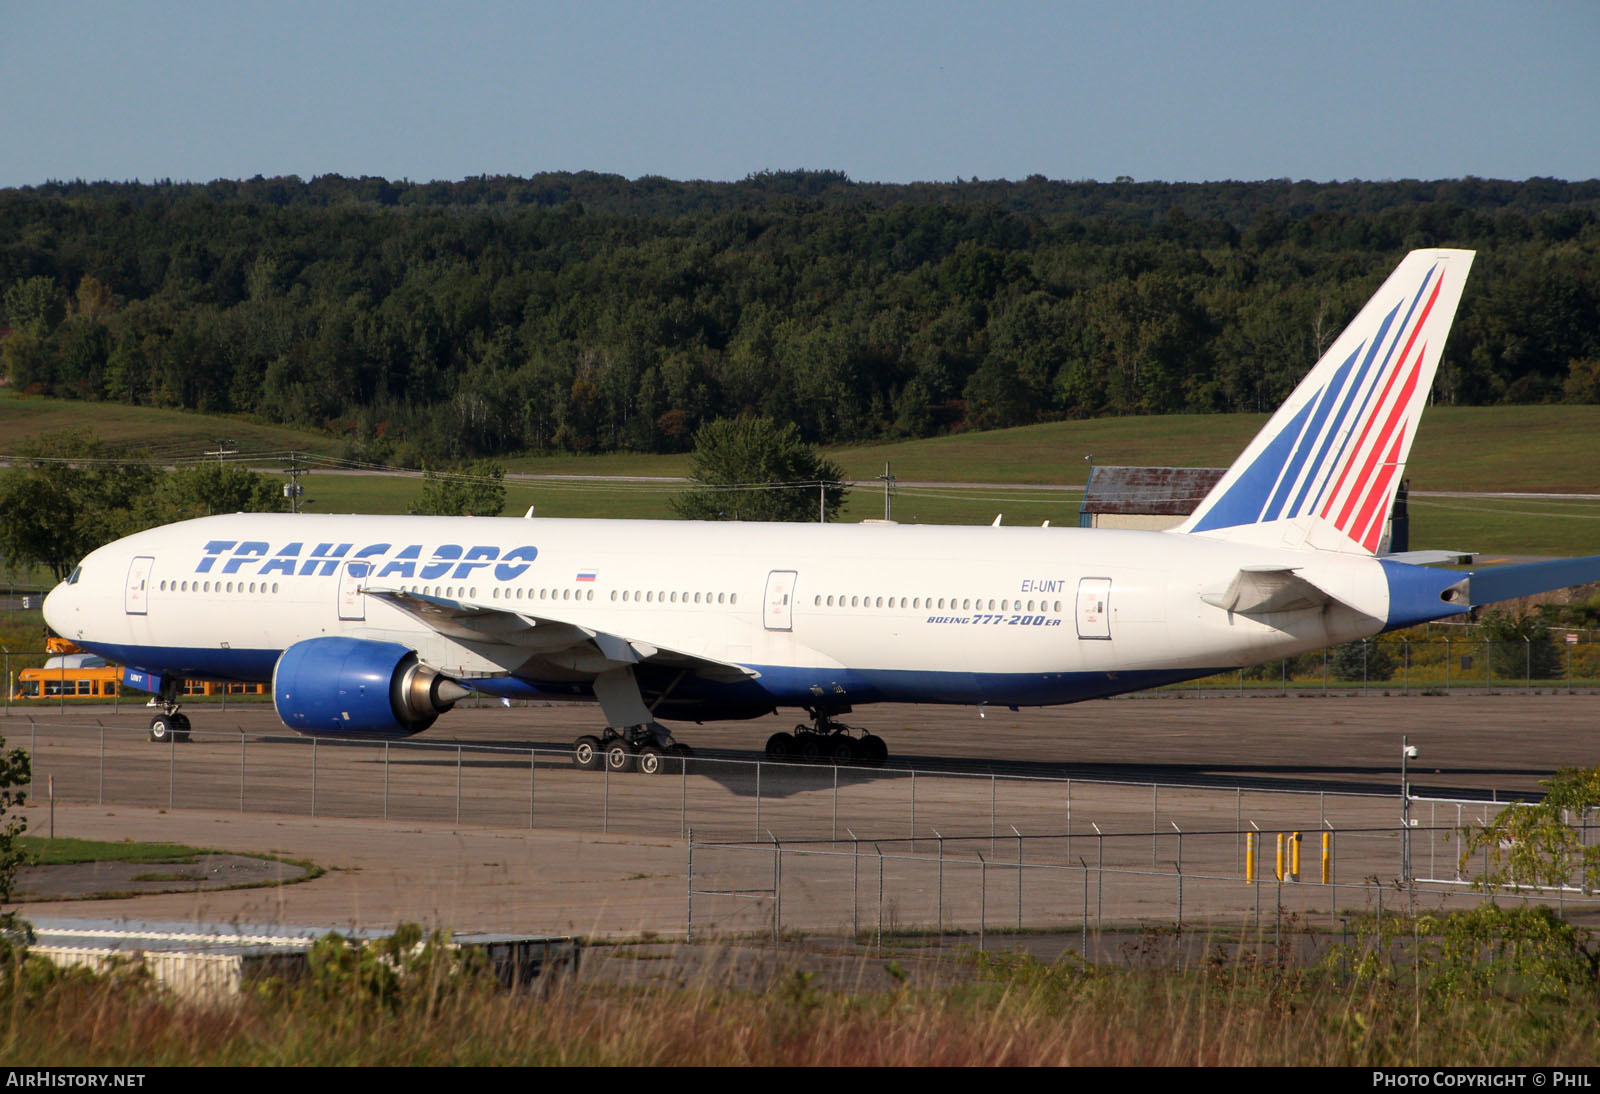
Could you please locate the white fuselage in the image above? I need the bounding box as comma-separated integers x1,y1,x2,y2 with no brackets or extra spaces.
44,512,1394,717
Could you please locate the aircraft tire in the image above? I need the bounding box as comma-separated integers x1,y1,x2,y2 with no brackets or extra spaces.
149,715,174,744
764,732,796,760
174,713,192,742
798,735,824,763
572,735,603,771
636,744,667,776
605,740,634,773
830,736,859,764
859,734,888,766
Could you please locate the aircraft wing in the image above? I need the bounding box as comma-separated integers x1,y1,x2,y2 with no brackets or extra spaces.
362,587,759,683
1200,565,1344,614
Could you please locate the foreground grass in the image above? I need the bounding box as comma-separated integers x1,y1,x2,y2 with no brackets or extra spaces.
3,966,1589,1067
4,920,1599,1066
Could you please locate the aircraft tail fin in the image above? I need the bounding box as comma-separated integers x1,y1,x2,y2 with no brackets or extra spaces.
1176,249,1474,554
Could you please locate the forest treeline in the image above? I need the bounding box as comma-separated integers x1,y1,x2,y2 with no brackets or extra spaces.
2,171,1598,463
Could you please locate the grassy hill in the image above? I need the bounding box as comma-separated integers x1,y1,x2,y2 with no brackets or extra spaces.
490,405,1600,494
3,392,1598,556
0,389,341,460
5,391,1598,493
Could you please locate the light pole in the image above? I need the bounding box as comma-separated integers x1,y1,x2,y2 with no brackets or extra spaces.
1401,737,1419,883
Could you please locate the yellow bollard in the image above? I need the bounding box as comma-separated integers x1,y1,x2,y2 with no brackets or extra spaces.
1275,832,1284,881
1291,831,1302,881
1321,830,1332,884
1245,831,1256,883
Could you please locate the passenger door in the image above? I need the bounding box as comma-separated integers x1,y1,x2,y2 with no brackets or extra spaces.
763,570,798,632
338,561,371,621
124,556,154,615
1076,577,1112,640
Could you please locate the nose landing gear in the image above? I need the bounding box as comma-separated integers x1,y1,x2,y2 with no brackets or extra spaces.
146,678,191,742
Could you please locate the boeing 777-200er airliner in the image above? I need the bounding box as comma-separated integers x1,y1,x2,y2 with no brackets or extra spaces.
40,249,1600,771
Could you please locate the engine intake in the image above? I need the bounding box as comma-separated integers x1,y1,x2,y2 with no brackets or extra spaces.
272,637,468,738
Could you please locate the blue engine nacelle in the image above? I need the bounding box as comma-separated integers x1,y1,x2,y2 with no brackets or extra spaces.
272,637,467,738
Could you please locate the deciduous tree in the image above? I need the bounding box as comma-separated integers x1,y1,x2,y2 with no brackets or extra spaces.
412,461,507,516
671,417,846,522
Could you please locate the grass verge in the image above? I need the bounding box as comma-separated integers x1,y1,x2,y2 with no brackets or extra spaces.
4,910,1599,1065
14,838,325,901
18,837,210,866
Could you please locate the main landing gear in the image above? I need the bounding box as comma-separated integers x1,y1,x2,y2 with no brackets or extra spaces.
572,724,693,775
764,709,886,766
147,679,191,743
570,667,693,775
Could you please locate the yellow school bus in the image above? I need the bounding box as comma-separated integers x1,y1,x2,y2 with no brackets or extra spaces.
11,638,264,699
12,637,123,699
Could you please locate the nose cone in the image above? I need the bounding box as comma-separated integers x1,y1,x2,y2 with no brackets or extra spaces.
42,580,73,638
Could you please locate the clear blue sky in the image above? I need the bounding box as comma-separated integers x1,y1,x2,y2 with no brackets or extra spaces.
3,1,1597,188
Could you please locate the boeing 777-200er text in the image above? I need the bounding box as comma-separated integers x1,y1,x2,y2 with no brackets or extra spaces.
41,249,1600,770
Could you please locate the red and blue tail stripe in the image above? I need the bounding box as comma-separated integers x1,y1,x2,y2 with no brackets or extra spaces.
1180,250,1473,553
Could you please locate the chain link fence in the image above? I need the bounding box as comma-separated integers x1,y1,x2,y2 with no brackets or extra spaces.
19,715,1600,941
17,717,1411,841
1183,630,1600,695
686,823,1600,945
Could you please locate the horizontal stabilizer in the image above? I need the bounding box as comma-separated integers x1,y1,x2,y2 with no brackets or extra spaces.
1383,549,1475,566
1461,555,1600,607
1201,566,1342,614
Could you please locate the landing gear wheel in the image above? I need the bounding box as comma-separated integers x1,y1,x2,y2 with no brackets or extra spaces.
147,676,187,744
572,735,603,771
636,744,667,776
798,735,824,763
764,732,796,760
830,735,859,764
605,739,635,773
859,734,888,766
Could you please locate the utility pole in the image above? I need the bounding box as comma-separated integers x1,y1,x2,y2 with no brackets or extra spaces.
204,438,237,464
283,451,306,514
877,462,896,521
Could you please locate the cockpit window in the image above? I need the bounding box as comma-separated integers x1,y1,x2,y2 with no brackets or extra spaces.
66,566,83,585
